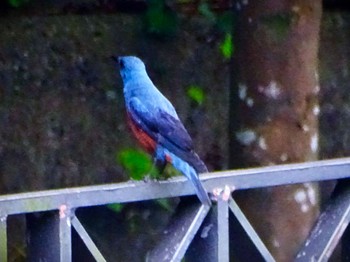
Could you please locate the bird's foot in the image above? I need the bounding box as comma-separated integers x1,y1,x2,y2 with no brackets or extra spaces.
211,185,235,202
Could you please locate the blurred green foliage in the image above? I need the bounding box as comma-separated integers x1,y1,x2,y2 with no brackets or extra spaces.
107,203,124,213
187,85,205,105
8,0,28,8
220,33,234,59
107,199,173,215
155,198,173,212
217,11,235,34
117,148,159,180
145,0,178,37
198,2,216,24
198,3,235,59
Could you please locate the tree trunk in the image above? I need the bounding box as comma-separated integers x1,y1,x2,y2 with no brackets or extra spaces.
229,1,322,260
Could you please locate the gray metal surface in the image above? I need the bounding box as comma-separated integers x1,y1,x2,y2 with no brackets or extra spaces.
1,157,350,216
147,202,210,262
1,157,350,261
229,197,275,262
59,207,72,262
71,215,107,262
0,216,7,262
26,210,72,262
217,199,229,262
295,186,350,261
186,204,219,262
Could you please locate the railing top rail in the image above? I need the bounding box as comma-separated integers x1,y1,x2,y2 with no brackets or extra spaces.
1,157,350,216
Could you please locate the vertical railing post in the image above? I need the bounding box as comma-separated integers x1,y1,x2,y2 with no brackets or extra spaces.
217,198,229,261
186,192,230,262
26,206,72,262
59,206,72,262
0,215,7,262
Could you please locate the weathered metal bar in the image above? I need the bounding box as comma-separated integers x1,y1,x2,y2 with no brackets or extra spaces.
0,216,7,262
295,186,350,261
217,198,229,262
186,205,218,262
0,158,350,216
147,202,210,261
228,197,275,262
59,207,72,262
71,215,107,262
26,209,72,262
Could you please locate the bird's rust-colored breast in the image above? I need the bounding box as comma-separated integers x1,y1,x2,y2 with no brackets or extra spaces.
127,113,157,153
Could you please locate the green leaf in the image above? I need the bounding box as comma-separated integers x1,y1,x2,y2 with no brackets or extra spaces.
219,33,234,59
117,149,153,180
107,203,124,213
187,85,205,105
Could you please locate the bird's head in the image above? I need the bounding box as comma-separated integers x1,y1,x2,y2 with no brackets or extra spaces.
112,56,146,82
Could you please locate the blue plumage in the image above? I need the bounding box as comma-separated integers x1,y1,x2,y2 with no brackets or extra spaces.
115,56,211,206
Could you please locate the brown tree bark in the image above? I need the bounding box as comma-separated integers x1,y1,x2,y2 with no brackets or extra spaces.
229,1,322,260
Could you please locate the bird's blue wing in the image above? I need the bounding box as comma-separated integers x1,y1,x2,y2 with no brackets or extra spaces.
127,97,158,136
129,97,207,173
156,110,194,152
128,98,194,152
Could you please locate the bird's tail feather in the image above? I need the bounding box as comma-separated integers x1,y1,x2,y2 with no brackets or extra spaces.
187,166,211,206
190,152,208,174
169,152,211,206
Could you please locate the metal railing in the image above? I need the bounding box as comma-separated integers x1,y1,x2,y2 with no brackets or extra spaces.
1,157,350,261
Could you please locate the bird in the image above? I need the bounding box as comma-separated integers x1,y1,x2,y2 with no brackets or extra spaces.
113,55,211,206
